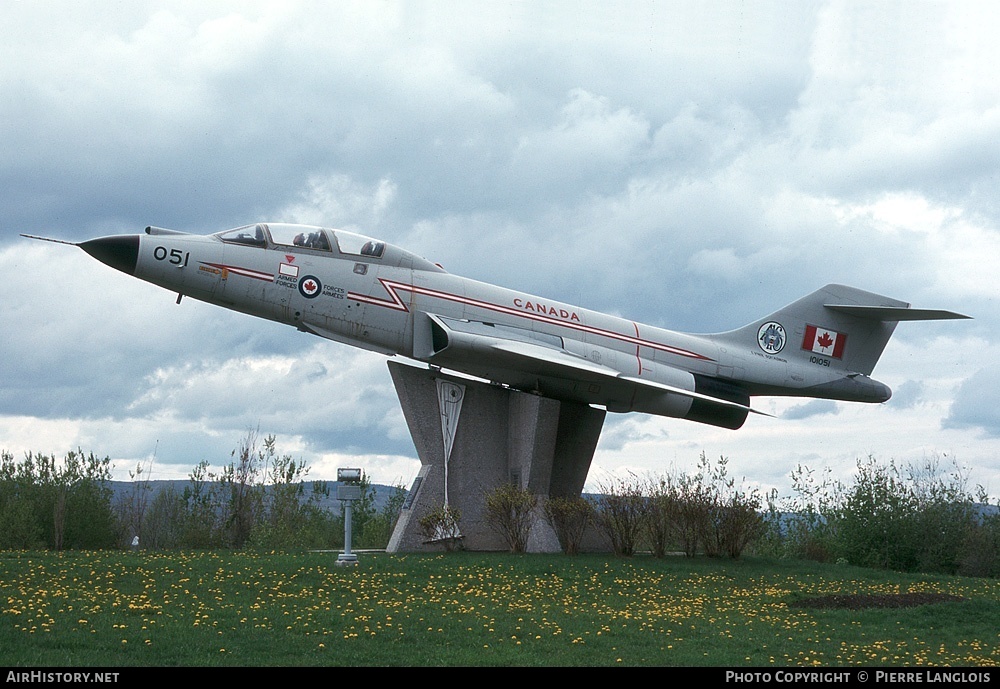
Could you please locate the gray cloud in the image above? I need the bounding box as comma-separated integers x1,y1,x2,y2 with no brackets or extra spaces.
782,400,839,421
887,380,926,410
944,369,1000,438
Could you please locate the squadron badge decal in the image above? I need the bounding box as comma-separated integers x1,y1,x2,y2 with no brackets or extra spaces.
757,321,786,354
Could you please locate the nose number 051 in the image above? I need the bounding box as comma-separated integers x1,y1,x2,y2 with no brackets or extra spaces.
153,246,190,267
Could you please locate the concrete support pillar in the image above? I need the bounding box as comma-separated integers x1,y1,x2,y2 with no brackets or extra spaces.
386,361,605,553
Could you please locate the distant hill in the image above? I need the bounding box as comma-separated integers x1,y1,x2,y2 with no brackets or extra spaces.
108,479,404,515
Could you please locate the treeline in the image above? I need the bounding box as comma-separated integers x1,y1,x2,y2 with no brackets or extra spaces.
0,449,116,550
473,452,1000,578
3,439,999,578
0,432,405,552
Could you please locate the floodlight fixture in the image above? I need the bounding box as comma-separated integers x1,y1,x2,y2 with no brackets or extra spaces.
338,467,362,483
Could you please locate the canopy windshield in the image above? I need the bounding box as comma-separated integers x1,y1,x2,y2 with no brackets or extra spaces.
264,223,331,251
214,223,384,258
333,230,385,258
214,224,267,247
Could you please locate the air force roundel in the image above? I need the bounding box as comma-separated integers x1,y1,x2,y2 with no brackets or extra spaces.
298,275,322,298
757,321,786,354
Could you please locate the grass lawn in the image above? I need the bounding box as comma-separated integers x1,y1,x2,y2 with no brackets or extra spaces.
1,549,998,666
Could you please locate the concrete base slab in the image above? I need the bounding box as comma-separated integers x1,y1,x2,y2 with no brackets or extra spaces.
386,361,605,553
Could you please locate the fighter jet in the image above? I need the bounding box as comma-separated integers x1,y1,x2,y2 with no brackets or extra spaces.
23,223,969,430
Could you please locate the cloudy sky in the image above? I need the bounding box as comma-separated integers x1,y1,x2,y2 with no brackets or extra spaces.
3,1,999,502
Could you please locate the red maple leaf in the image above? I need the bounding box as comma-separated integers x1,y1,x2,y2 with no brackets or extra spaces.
304,280,317,292
817,331,834,349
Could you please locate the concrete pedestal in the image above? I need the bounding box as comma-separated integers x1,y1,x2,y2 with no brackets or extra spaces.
386,361,606,553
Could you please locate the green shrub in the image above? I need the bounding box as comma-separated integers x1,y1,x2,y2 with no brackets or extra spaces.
958,513,1000,578
594,475,647,556
542,495,594,555
777,454,992,576
484,483,537,553
418,505,462,551
640,476,674,557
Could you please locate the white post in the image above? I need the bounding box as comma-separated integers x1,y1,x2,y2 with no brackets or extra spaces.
337,468,362,565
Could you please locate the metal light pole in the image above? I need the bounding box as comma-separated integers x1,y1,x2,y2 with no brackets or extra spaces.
337,467,362,566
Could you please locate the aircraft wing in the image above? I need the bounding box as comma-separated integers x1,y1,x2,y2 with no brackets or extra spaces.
426,314,768,417
490,339,625,378
491,340,768,416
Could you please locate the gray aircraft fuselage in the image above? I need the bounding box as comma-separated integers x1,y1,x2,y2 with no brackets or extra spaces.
44,222,969,431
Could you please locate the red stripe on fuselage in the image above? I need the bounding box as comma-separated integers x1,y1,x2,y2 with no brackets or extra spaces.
200,262,274,282
633,321,644,372
351,278,713,362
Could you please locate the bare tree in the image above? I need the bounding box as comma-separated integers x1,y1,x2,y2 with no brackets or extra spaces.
117,457,153,548
220,428,265,548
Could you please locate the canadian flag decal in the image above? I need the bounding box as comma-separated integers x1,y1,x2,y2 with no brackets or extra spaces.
802,325,847,359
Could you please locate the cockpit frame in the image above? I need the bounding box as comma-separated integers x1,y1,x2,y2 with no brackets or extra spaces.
214,223,385,259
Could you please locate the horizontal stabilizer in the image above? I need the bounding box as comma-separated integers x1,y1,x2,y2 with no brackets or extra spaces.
824,304,972,321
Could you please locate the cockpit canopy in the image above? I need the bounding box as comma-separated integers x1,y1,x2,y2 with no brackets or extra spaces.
215,223,385,259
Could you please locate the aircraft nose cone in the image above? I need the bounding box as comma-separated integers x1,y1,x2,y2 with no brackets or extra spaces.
80,235,140,275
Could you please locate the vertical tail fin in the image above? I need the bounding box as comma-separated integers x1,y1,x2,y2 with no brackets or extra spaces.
714,284,970,376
